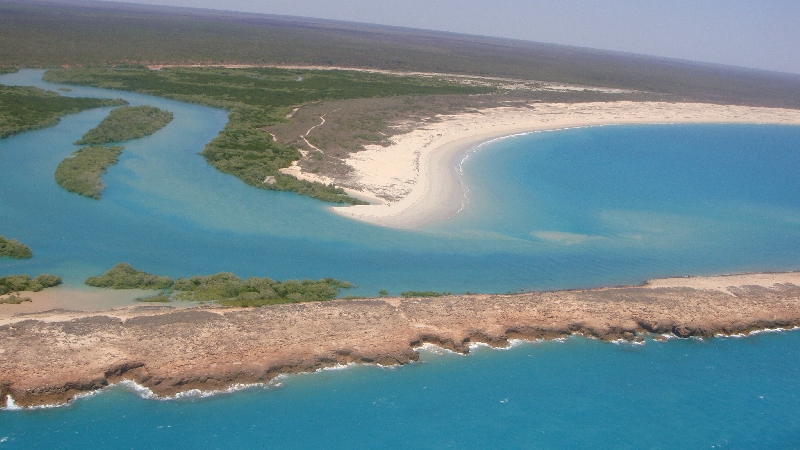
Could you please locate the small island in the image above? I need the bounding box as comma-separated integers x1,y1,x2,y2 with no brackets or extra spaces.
86,262,353,306
75,105,173,145
0,235,33,259
54,145,123,199
0,84,126,139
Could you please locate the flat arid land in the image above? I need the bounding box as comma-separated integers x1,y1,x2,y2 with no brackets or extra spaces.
2,272,799,408
279,101,800,228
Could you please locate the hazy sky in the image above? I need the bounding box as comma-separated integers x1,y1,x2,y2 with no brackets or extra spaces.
101,0,800,75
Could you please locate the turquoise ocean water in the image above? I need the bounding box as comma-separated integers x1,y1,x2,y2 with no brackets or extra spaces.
2,70,800,447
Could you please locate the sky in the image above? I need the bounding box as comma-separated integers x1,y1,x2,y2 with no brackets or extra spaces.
100,0,800,75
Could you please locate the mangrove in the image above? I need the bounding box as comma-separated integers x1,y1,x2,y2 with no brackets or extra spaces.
85,262,174,289
75,105,173,145
0,235,33,259
54,145,123,199
85,262,353,307
0,274,62,295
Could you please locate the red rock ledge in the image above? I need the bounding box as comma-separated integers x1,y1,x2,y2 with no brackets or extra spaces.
1,272,799,407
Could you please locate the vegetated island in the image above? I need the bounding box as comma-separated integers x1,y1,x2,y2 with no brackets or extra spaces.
1,271,799,407
75,105,173,145
0,235,33,259
0,273,61,305
0,84,126,139
85,262,353,307
54,145,123,199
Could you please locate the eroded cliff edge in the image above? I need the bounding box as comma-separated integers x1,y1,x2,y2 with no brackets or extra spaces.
2,273,799,407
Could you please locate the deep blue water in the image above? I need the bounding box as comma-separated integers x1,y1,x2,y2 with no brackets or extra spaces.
2,332,799,449
2,70,800,447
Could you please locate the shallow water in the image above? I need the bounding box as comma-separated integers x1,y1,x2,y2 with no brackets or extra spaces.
2,332,799,449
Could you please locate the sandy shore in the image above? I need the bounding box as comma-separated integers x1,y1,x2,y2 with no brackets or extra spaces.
317,102,800,228
2,271,799,407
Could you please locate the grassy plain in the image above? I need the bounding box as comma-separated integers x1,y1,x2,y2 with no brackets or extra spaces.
54,145,123,199
44,66,489,203
0,84,126,138
75,105,173,144
0,235,32,259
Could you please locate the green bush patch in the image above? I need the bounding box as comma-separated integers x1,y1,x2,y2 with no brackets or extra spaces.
85,262,174,289
54,145,123,199
0,235,33,259
76,105,173,145
0,274,62,295
85,262,353,307
171,273,352,307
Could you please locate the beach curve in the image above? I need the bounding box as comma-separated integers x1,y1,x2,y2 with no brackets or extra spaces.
322,102,800,228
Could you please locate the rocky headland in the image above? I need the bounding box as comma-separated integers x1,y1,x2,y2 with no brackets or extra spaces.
1,272,799,408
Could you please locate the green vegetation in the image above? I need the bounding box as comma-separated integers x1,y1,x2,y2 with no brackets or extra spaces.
85,262,353,306
0,235,33,259
0,67,18,75
0,274,62,295
43,66,489,204
401,291,451,298
0,294,32,304
0,85,126,139
54,145,123,199
171,273,352,306
76,105,173,145
85,262,173,289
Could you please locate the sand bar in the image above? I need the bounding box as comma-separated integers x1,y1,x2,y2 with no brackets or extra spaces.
2,271,799,407
323,102,800,228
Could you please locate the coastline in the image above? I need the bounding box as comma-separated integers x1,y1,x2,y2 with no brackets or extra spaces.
318,102,800,228
2,271,799,408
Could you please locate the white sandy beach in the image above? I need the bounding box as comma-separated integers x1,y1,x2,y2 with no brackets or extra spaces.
285,101,800,228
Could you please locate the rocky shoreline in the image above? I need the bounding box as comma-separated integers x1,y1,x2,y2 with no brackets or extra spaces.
2,272,800,408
